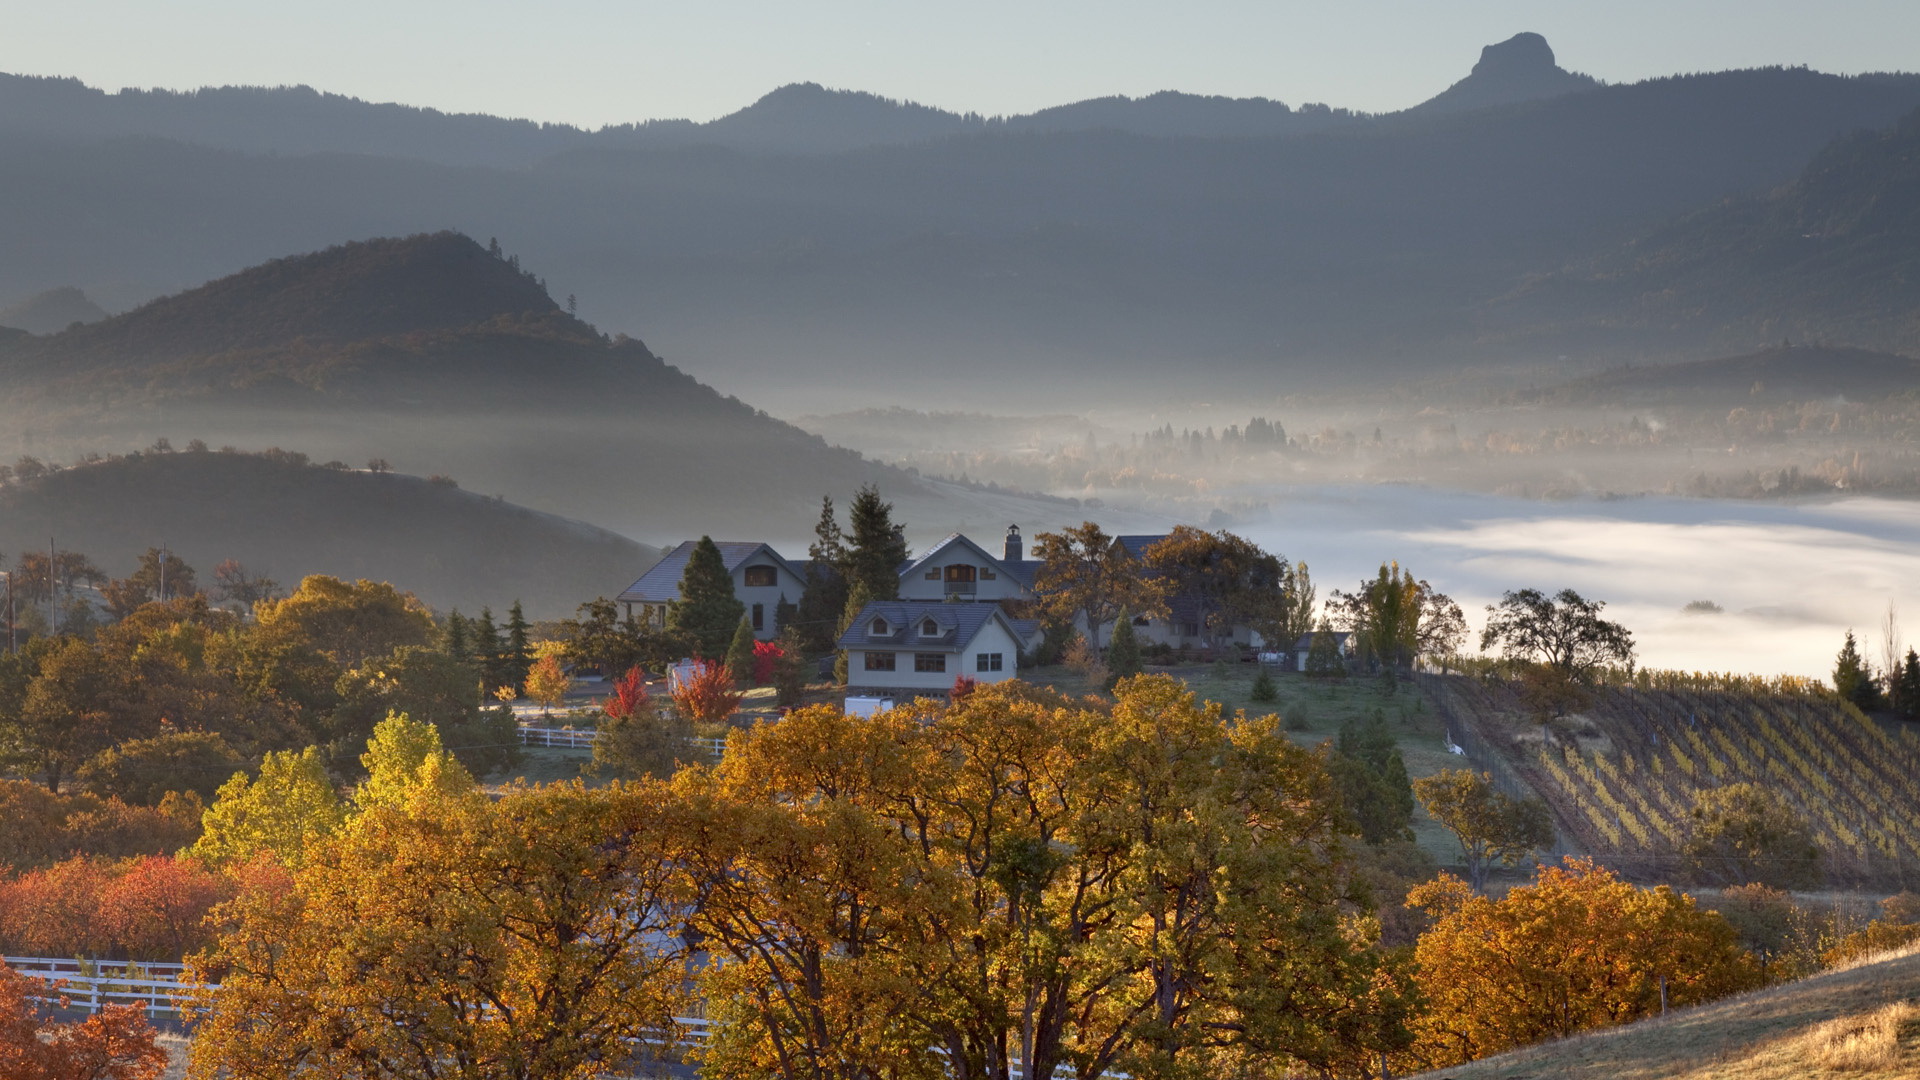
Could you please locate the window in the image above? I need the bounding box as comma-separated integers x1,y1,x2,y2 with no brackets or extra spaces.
924,568,941,580
743,565,778,588
944,565,977,583
980,568,997,580
751,603,764,631
869,617,890,636
920,618,940,637
864,651,896,672
915,653,947,673
975,652,1004,673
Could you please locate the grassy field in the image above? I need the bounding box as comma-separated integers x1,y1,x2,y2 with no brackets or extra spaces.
1029,663,1468,867
1407,944,1920,1080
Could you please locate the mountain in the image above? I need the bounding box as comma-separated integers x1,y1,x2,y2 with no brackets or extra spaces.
1516,345,1920,407
0,232,1091,545
0,448,660,618
4,45,1920,400
1411,32,1599,114
0,287,107,334
1490,105,1920,359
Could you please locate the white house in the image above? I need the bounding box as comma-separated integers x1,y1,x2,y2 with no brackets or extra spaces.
1292,630,1355,672
838,599,1025,700
896,525,1039,605
616,541,806,641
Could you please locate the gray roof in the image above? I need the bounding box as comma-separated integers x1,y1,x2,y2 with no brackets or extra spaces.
616,541,797,605
1112,534,1169,561
837,600,1019,654
900,532,1040,589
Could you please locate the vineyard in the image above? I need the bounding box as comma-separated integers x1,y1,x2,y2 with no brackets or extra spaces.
1427,674,1920,888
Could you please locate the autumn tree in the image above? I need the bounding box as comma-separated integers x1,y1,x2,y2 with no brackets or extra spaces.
672,659,742,724
1680,782,1822,890
1031,521,1163,648
187,782,690,1080
683,676,1414,1080
1481,588,1635,679
771,628,810,707
353,713,475,811
328,645,519,779
1413,768,1555,891
187,746,345,868
1142,525,1288,651
556,596,686,677
1406,858,1762,1068
100,547,198,619
593,668,693,779
523,650,570,717
1277,559,1318,650
1330,562,1466,677
0,962,167,1080
9,637,124,792
97,855,236,960
78,730,244,805
669,536,745,659
248,576,436,668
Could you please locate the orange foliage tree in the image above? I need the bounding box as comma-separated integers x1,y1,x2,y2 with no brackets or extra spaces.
1406,857,1764,1068
0,963,167,1080
0,855,235,960
671,659,742,724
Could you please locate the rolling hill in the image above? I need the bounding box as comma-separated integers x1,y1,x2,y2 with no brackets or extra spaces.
1517,345,1920,407
0,448,659,618
0,231,1095,546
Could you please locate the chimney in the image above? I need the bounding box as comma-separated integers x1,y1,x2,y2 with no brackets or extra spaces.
1004,524,1023,563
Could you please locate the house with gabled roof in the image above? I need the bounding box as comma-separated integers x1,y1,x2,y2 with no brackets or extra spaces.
617,540,805,641
838,599,1024,699
896,525,1039,604
1104,533,1271,650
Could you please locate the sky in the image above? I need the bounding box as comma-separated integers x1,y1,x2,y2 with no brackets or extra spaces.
5,1,1918,128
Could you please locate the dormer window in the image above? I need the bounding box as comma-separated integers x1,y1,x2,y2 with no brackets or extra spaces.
920,618,941,638
743,565,778,588
869,617,890,636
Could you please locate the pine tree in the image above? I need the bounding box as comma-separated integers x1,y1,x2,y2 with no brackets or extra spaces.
845,484,908,601
669,536,745,660
474,608,505,689
1249,668,1277,702
1833,630,1881,710
724,616,757,685
1105,608,1143,688
504,601,532,688
444,609,471,663
1901,648,1920,720
774,627,809,707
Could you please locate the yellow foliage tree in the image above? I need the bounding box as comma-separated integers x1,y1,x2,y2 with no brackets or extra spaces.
354,712,474,811
185,746,344,868
187,781,690,1080
1406,857,1764,1068
524,654,569,717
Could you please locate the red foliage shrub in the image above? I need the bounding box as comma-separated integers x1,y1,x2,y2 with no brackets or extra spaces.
97,856,235,960
0,963,166,1080
951,675,978,701
751,640,783,686
671,660,744,724
601,666,651,721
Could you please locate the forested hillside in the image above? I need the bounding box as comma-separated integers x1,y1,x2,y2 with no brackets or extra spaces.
0,447,658,617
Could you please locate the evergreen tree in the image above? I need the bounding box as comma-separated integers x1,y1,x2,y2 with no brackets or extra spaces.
724,616,757,685
669,536,745,660
1330,712,1415,844
773,627,810,707
504,601,532,688
1833,629,1881,710
832,579,874,686
1105,608,1143,688
473,608,505,689
444,609,471,663
1306,620,1345,678
845,484,908,601
1900,648,1920,720
1249,668,1277,703
794,496,850,654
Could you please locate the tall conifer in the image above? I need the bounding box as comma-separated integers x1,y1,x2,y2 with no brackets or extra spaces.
845,485,908,601
670,536,745,660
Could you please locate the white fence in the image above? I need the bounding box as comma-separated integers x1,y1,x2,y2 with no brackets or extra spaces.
516,726,728,760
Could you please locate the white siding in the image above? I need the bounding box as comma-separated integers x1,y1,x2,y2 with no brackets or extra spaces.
845,622,1022,693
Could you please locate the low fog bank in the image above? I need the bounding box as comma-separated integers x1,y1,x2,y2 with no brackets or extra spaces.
1234,486,1919,681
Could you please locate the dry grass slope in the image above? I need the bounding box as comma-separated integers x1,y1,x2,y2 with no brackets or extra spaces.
1408,944,1920,1080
